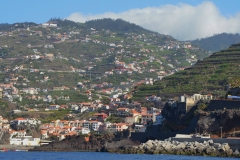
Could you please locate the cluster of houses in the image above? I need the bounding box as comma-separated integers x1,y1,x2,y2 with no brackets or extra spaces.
38,105,165,141
0,116,41,146
0,20,217,147
0,98,166,146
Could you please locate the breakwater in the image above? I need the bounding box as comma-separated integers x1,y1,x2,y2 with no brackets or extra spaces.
109,139,240,157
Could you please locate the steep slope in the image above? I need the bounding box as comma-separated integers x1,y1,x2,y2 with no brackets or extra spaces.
133,43,240,100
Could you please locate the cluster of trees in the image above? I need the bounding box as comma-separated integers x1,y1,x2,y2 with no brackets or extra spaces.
85,18,150,33
0,22,37,31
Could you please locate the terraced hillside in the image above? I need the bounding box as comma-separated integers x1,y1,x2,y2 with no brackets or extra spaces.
133,43,240,100
0,19,211,108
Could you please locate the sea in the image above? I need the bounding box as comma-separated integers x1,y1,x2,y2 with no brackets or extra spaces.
0,152,236,160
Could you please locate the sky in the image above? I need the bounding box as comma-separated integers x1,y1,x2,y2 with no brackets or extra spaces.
1,0,240,40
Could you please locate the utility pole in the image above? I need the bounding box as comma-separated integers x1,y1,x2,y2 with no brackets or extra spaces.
220,126,223,138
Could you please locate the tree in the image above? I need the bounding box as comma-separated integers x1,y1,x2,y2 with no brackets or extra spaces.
197,103,207,110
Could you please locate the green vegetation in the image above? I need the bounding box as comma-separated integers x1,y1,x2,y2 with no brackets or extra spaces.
39,109,71,123
191,33,240,52
86,18,151,34
106,115,123,123
133,43,240,100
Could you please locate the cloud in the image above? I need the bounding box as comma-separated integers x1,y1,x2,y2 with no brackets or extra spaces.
66,2,240,40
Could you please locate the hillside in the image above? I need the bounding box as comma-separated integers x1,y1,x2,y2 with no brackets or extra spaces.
133,43,240,100
0,18,211,109
191,33,240,52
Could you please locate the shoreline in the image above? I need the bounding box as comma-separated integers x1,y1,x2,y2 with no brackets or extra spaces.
107,139,240,158
2,138,240,158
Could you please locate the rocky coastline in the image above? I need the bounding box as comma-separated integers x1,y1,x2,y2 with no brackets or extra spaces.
29,133,139,152
29,133,240,158
108,139,240,158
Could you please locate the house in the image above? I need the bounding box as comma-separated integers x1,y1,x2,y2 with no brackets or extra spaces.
79,105,89,113
116,123,128,132
27,118,41,125
141,114,156,124
117,108,130,112
10,136,40,146
80,127,91,134
92,113,108,121
8,129,26,138
10,118,28,125
50,119,69,127
90,121,103,131
125,115,141,124
82,121,91,129
134,124,146,132
107,123,128,132
71,104,79,111
41,130,49,139
49,105,60,110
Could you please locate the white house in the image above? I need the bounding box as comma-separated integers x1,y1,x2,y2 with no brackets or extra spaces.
90,121,103,131
10,136,40,146
49,105,60,110
81,127,90,135
135,124,146,132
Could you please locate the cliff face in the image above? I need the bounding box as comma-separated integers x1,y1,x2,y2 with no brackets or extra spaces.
198,110,240,136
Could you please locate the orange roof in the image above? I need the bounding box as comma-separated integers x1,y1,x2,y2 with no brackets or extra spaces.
15,118,27,120
63,126,71,129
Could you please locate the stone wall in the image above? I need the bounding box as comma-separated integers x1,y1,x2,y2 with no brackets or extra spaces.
208,100,240,111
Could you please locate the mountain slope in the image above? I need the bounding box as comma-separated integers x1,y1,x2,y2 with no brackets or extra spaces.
133,43,240,100
0,19,209,106
191,33,240,52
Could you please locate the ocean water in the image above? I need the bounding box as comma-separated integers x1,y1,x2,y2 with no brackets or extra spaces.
0,152,236,160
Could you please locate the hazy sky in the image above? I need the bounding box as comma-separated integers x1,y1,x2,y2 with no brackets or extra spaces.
1,0,240,40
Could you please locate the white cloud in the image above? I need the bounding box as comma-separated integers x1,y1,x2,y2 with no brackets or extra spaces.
66,2,240,40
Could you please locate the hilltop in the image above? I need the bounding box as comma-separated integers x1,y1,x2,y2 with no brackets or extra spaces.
191,33,240,52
